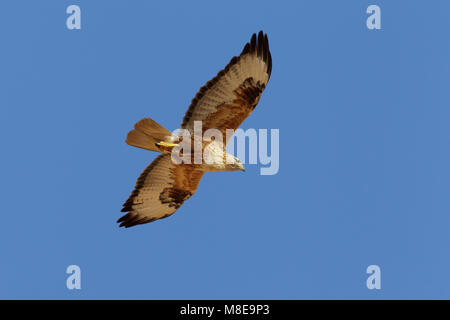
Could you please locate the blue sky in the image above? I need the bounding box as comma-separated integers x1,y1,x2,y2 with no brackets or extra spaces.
1,0,449,299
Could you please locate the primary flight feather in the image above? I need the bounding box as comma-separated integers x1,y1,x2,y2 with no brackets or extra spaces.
118,31,272,228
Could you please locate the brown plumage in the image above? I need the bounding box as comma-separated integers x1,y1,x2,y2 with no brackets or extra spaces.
119,31,272,228
180,31,271,139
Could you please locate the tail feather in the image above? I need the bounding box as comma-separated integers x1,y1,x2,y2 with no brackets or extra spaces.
126,118,178,152
134,118,173,140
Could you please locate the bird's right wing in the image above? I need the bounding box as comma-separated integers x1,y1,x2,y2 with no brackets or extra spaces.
180,31,272,144
118,155,204,228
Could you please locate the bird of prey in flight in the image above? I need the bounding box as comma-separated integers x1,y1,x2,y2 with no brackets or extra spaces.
118,31,272,228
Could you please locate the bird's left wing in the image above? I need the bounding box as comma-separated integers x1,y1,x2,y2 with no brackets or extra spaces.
180,31,272,144
118,154,204,228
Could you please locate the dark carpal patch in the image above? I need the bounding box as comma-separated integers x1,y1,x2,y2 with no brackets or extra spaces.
233,77,265,110
160,188,193,209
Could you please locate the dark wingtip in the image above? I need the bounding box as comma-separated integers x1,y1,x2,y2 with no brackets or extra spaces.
241,42,250,55
250,33,257,52
242,30,272,78
257,31,264,58
117,212,160,228
117,212,139,228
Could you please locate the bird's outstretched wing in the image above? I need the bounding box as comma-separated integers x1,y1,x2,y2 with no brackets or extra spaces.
180,31,272,143
118,155,204,228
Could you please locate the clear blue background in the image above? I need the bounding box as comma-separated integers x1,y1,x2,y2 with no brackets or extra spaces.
1,0,449,299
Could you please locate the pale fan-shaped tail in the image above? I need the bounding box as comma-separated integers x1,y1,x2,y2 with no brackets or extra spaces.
126,118,178,153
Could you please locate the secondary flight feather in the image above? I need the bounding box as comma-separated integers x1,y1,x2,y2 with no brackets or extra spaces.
118,31,272,228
